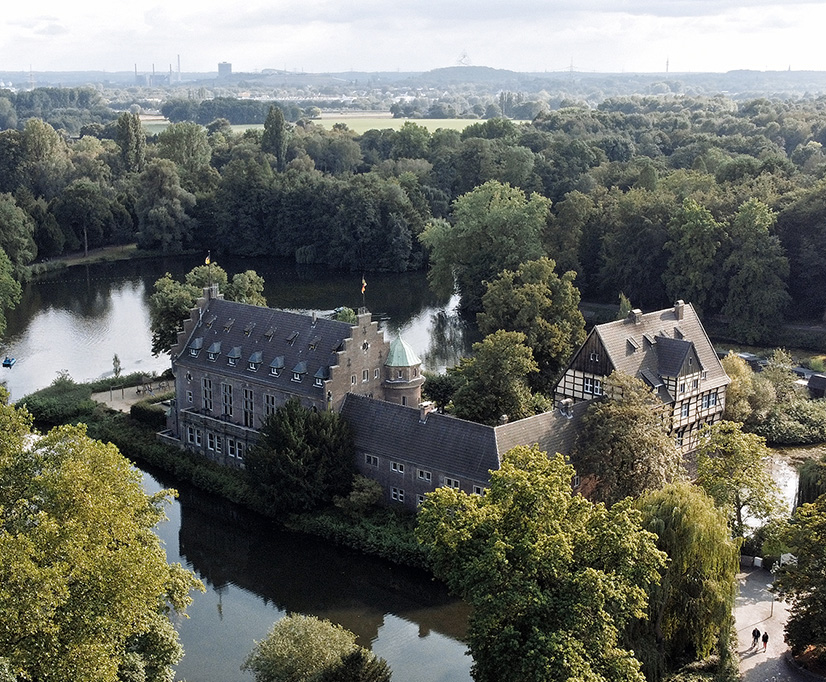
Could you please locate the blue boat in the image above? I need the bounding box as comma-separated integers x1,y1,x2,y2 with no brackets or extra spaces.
2,356,15,368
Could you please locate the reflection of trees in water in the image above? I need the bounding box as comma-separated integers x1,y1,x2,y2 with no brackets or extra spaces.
424,309,478,371
174,481,469,647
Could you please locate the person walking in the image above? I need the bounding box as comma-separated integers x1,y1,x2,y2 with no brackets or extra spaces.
762,631,769,652
751,628,761,648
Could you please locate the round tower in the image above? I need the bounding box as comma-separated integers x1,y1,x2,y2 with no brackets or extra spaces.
383,335,424,407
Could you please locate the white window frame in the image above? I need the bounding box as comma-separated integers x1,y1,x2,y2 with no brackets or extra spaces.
391,487,405,503
444,477,460,490
417,469,432,482
390,461,405,474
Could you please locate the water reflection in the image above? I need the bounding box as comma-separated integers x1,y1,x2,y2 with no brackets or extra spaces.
1,257,473,401
143,468,471,682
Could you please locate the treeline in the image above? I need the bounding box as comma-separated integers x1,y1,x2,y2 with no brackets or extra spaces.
0,86,115,134
2,96,826,341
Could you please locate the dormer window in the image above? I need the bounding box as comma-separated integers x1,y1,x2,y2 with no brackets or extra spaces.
264,327,276,341
223,318,235,333
286,331,299,346
227,346,242,367
247,350,263,372
270,356,285,376
243,322,256,336
309,336,321,351
314,366,329,387
205,314,217,328
292,361,307,382
188,337,203,357
207,341,221,362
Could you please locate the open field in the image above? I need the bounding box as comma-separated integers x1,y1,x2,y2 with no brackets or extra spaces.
141,114,515,136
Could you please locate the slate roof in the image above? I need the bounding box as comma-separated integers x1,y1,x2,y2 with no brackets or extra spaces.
176,298,353,400
591,302,727,393
341,394,586,482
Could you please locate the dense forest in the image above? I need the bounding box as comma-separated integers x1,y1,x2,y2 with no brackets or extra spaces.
2,87,826,345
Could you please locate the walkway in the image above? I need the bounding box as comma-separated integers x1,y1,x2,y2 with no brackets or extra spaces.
735,566,816,681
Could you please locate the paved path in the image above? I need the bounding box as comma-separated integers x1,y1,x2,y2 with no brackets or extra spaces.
735,566,814,681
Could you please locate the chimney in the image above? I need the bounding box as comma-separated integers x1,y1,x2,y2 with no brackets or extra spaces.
559,398,573,418
311,311,317,326
498,414,509,425
674,300,685,320
628,308,643,325
418,401,434,423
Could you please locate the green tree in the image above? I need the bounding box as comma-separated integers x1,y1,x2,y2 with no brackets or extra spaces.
421,370,461,412
50,179,113,257
20,118,71,199
0,192,37,275
661,198,724,312
156,121,215,192
226,269,267,306
0,400,202,682
419,180,549,312
245,399,355,513
262,106,289,172
115,111,146,173
134,159,196,254
575,371,682,506
450,330,537,425
695,421,785,538
242,614,389,682
772,494,826,661
721,199,790,344
416,444,666,682
477,257,586,394
0,248,21,338
632,483,739,679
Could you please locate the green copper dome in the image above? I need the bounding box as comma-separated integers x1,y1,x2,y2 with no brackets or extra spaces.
385,335,421,367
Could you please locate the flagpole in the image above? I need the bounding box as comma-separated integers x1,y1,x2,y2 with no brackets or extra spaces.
361,274,366,308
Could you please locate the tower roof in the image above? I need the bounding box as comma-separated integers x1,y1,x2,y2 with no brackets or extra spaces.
385,335,421,367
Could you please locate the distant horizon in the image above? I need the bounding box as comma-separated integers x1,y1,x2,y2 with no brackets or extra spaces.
3,1,826,77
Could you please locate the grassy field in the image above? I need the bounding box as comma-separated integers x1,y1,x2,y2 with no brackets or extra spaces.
142,115,501,136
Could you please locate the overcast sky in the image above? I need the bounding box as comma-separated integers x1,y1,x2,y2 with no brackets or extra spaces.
3,1,825,75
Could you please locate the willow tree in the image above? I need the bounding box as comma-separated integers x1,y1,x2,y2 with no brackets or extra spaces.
632,483,739,680
417,445,665,682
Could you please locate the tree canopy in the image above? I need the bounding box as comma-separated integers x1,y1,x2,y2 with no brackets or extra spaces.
772,494,826,661
419,180,549,312
631,483,739,679
449,329,538,426
416,444,666,682
477,256,586,394
242,614,390,682
575,371,683,506
0,394,202,682
695,420,785,538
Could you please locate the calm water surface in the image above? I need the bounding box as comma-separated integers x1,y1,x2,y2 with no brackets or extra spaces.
2,256,474,681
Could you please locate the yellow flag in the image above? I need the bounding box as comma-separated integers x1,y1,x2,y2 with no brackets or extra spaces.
205,252,211,265
361,277,367,294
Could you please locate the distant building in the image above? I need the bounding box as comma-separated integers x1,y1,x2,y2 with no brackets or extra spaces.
218,62,232,78
554,300,729,452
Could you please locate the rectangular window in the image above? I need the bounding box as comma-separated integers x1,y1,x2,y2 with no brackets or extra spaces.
365,454,379,467
472,485,484,496
351,374,356,385
417,469,432,482
186,390,193,403
416,494,425,506
194,429,202,447
692,379,699,390
444,477,460,490
391,461,405,474
202,378,213,411
572,475,581,489
292,372,301,382
215,435,223,454
227,438,237,458
679,382,686,393
374,368,380,379
221,383,233,417
593,379,602,396
702,393,718,409
237,442,245,461
264,394,276,417
243,388,254,427
391,487,405,503
207,432,215,450
187,425,196,444
681,402,690,418
228,357,238,367
584,377,595,393
676,432,684,447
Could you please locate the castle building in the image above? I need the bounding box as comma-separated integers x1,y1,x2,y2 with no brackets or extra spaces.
161,286,422,467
